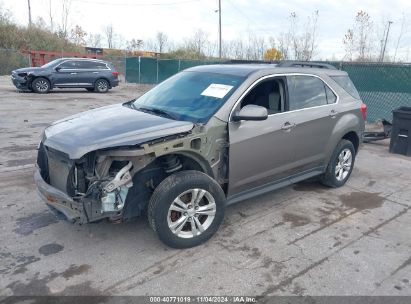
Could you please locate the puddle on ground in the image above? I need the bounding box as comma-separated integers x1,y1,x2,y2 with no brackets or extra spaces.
283,212,311,227
339,191,384,210
38,243,64,256
13,211,58,236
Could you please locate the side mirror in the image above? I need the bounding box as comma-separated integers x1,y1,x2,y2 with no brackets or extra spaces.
55,66,61,72
232,105,268,122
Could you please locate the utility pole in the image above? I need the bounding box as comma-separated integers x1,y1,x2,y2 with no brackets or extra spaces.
27,0,32,27
218,0,222,59
381,21,393,62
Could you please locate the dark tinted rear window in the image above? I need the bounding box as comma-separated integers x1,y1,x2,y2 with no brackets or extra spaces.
288,75,328,110
331,76,361,99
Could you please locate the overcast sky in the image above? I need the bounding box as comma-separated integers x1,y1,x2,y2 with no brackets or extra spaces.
2,0,410,60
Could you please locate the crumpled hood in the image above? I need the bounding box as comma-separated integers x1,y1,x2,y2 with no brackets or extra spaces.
43,103,194,159
13,67,43,74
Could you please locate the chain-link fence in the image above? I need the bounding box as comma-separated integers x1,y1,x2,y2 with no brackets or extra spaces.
1,48,410,123
0,49,31,75
337,62,411,123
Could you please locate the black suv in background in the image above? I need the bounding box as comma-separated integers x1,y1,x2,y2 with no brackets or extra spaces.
11,58,119,93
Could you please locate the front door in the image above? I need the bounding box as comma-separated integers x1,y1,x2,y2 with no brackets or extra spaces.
228,76,298,196
52,60,81,87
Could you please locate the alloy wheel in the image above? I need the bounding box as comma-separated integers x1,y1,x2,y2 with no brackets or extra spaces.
335,148,352,181
167,188,216,239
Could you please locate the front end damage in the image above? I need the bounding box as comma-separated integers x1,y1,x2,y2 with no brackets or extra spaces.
35,120,229,224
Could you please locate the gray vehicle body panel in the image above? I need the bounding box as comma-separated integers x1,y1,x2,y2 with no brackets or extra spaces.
44,103,194,159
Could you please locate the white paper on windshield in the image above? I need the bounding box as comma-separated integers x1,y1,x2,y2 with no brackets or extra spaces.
201,83,234,99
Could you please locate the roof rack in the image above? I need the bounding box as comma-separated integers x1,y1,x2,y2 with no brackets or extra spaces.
277,61,337,70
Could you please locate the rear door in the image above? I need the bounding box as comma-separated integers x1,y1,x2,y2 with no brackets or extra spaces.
70,60,98,87
285,74,339,176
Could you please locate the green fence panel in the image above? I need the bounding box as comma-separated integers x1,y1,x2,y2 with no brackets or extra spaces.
125,57,140,83
158,59,179,82
140,57,157,84
341,63,411,122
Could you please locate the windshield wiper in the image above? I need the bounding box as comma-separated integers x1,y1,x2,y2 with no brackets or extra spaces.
138,106,178,120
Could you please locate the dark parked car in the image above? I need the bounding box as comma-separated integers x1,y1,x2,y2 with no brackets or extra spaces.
11,58,119,93
34,63,366,248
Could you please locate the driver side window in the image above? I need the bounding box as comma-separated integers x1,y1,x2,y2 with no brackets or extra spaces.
241,77,286,115
58,61,76,69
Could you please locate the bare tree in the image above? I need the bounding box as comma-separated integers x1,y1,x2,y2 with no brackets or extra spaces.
87,33,102,48
355,10,373,61
343,10,374,61
59,0,71,39
104,24,114,48
393,13,407,62
126,38,144,52
343,29,355,61
70,25,87,46
48,0,54,32
156,31,168,53
308,10,319,60
187,29,209,57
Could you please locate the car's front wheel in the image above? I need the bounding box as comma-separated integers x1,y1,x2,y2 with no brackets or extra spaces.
94,79,109,93
321,139,356,188
32,77,51,94
148,170,226,248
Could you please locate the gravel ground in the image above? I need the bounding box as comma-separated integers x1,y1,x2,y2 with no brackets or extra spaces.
0,75,410,297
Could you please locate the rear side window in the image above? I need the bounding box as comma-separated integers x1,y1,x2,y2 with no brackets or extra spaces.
331,76,360,99
58,61,76,69
325,85,337,104
287,75,328,110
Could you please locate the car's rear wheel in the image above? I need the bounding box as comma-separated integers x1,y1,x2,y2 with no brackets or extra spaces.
148,170,226,248
94,79,109,93
321,139,355,188
32,77,51,94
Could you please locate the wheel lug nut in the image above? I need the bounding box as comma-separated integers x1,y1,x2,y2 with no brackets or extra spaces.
183,212,187,216
195,206,199,210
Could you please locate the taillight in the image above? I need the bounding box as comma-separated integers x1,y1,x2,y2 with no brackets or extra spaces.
361,103,367,120
112,71,119,77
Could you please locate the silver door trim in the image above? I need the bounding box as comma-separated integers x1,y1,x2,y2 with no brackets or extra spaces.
228,73,340,122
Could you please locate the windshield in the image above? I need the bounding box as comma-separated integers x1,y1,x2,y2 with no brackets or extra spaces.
132,71,245,123
41,59,64,68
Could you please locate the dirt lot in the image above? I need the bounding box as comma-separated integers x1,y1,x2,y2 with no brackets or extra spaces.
0,76,410,297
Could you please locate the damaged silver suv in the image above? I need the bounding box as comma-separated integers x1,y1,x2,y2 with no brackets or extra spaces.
35,63,366,248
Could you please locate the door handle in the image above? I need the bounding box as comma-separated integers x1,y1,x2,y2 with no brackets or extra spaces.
329,109,339,118
93,71,99,74
281,122,296,131
70,72,77,75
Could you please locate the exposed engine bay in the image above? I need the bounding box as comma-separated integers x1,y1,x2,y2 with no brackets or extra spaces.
37,119,229,223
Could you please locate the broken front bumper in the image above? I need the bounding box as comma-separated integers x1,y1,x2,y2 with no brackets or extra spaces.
11,74,30,90
34,168,87,224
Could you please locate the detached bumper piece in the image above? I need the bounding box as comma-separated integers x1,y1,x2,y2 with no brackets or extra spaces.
363,119,392,143
34,169,88,224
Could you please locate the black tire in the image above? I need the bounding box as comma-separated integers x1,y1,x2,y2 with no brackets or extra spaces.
94,79,109,93
32,77,51,94
148,170,226,249
321,139,356,188
86,88,95,92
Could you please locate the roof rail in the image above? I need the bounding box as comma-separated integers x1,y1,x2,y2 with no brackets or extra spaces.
277,61,337,70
